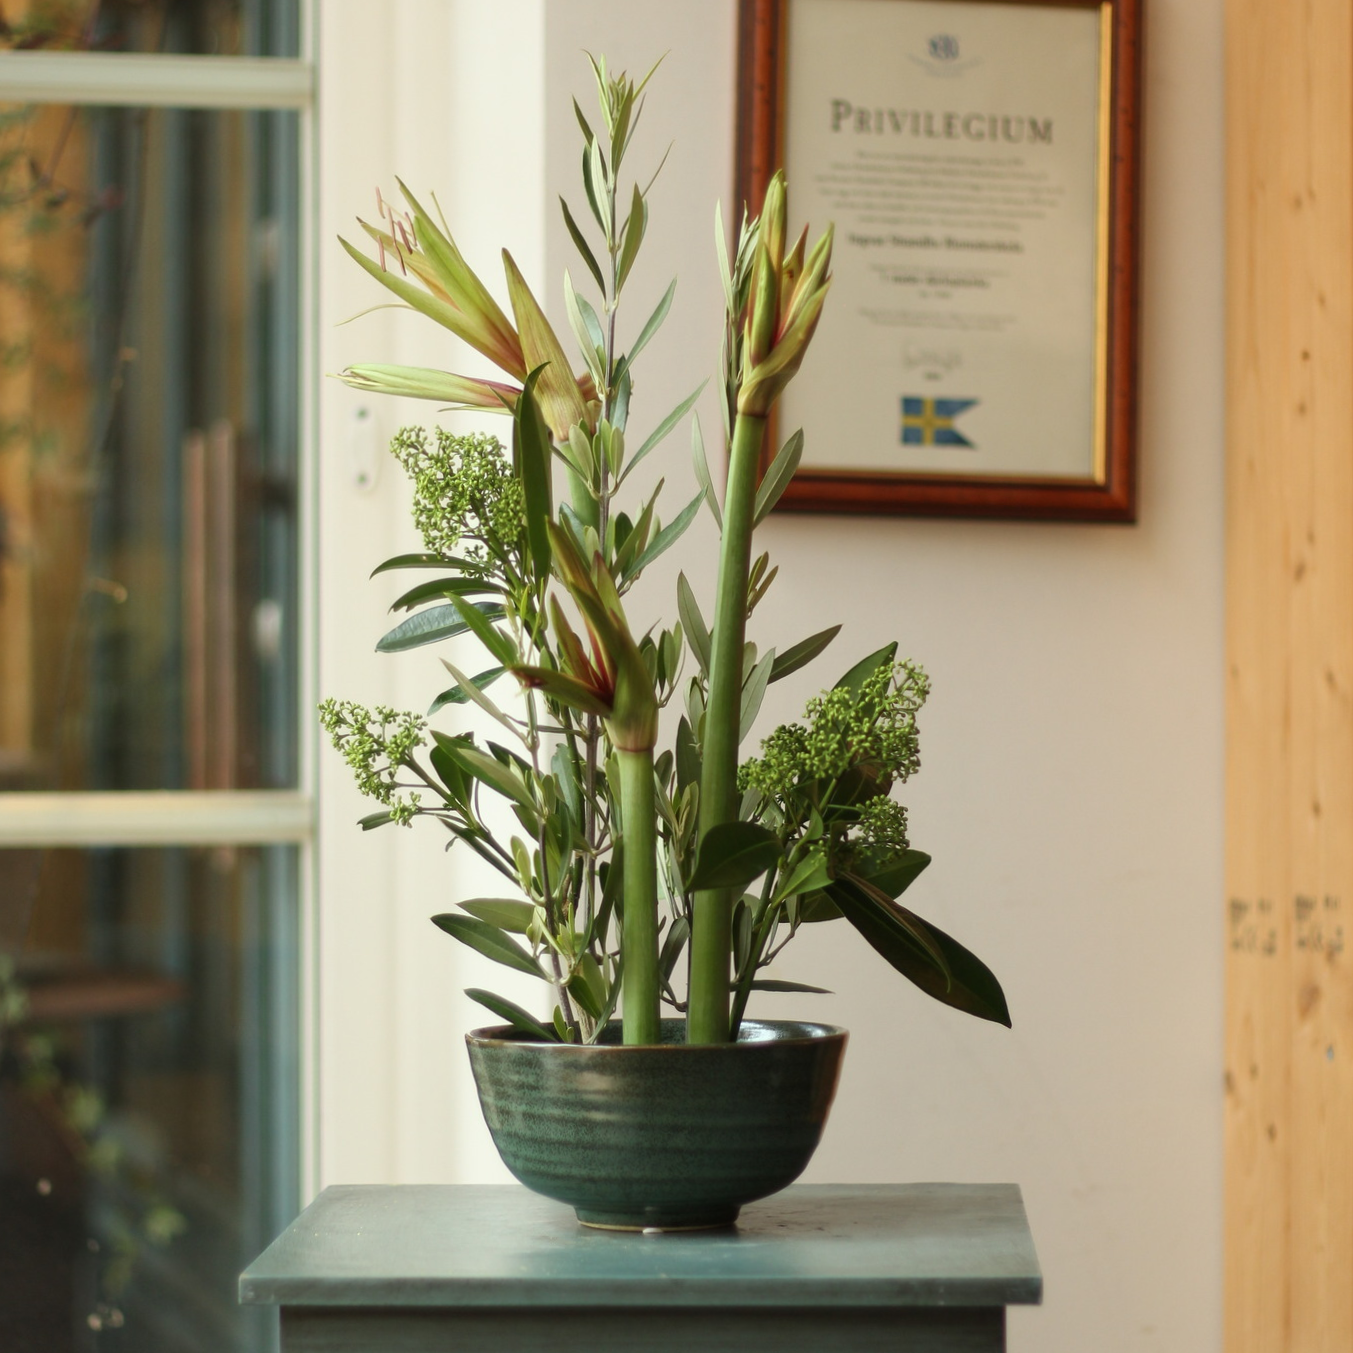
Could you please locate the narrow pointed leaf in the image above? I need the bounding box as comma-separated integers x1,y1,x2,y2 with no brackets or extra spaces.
562,271,606,383
428,666,507,716
431,914,544,978
676,573,711,675
616,182,647,291
390,577,502,612
739,646,776,743
447,595,517,667
612,277,677,387
625,491,705,582
337,363,519,410
435,736,536,814
691,414,722,528
744,980,833,995
621,381,708,483
559,195,607,294
513,666,613,719
464,988,557,1042
372,552,459,575
440,659,514,729
753,428,804,524
774,850,833,903
769,625,841,683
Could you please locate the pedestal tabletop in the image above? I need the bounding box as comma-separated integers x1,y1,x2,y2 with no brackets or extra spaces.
241,1183,1041,1352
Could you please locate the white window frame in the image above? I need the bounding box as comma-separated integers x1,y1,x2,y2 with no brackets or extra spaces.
0,21,322,1198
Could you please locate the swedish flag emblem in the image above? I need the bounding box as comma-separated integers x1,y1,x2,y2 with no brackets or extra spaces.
901,396,978,447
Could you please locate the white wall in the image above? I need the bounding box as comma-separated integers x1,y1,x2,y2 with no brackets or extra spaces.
317,3,1225,1350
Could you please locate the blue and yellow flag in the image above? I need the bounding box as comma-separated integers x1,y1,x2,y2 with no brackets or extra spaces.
901,396,978,447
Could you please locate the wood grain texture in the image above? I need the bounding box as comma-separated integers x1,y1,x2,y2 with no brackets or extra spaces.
1224,2,1353,1350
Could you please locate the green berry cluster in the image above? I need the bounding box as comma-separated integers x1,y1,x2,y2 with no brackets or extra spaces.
318,699,427,825
389,426,525,565
739,660,930,802
852,794,911,854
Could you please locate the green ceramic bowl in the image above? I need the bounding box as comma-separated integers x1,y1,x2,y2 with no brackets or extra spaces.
466,1018,847,1230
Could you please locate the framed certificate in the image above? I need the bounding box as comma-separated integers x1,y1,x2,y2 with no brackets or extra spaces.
737,0,1142,520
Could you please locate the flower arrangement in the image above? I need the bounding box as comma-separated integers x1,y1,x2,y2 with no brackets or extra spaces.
322,57,1009,1046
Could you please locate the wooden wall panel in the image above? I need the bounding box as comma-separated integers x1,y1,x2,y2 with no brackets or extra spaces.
1225,3,1353,1350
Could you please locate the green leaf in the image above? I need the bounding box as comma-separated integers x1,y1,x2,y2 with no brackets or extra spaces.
834,642,899,696
428,666,507,716
774,850,833,903
450,595,518,667
439,659,515,730
677,573,711,676
567,971,603,1021
829,874,1011,1026
376,602,505,653
689,821,782,892
435,734,535,813
744,979,833,995
372,552,455,575
358,810,394,831
625,491,704,580
562,270,607,383
430,914,545,978
612,277,677,387
464,987,557,1041
691,414,722,529
753,428,804,525
390,577,502,613
459,898,537,933
514,372,554,580
739,646,776,744
860,849,932,900
659,915,690,980
621,381,707,484
675,716,702,793
616,182,647,291
559,195,607,294
770,625,842,683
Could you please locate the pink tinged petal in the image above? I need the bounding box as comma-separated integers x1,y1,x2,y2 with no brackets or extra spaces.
502,250,590,441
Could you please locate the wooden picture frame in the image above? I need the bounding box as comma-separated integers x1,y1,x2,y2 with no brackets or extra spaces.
736,0,1143,521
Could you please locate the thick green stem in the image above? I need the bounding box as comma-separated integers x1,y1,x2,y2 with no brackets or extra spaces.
617,746,660,1044
687,411,767,1043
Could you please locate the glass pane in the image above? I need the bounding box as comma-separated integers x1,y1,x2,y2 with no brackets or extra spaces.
0,102,301,791
0,844,300,1352
0,0,299,58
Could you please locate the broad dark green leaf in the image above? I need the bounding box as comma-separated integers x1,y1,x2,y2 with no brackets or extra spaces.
769,625,841,683
689,821,782,892
458,898,536,933
833,642,898,696
659,916,690,981
860,848,932,900
797,891,843,923
377,602,504,653
625,491,704,580
829,874,1011,1026
464,987,557,1042
430,914,545,978
428,666,508,716
559,194,607,294
372,552,457,576
567,971,603,1021
390,577,502,613
514,371,554,580
675,715,702,793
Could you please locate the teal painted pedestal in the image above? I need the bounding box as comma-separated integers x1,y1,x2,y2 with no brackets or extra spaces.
240,1183,1042,1352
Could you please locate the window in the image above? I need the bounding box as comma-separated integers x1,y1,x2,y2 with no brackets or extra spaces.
0,5,311,1348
